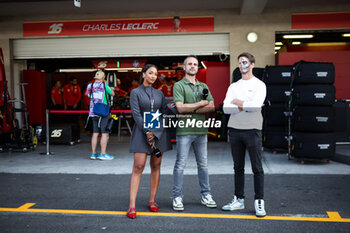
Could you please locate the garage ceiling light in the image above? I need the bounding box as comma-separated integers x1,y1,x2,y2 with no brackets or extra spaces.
342,33,350,37
306,42,347,46
274,46,281,50
292,41,301,45
59,68,92,72
275,42,283,46
282,34,314,39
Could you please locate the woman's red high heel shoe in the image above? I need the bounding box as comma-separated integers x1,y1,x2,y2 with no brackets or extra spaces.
127,208,136,219
148,201,159,212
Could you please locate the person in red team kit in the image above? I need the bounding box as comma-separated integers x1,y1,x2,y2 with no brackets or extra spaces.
63,76,81,122
158,77,174,103
115,78,128,97
128,78,140,95
51,80,63,110
63,76,81,110
50,80,63,123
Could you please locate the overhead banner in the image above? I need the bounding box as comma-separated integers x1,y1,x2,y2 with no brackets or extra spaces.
23,16,214,37
292,12,350,29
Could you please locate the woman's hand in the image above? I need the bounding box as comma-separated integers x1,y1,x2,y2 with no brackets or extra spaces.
149,141,155,148
146,131,155,145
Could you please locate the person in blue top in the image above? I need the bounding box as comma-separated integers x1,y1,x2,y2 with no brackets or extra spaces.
85,70,115,160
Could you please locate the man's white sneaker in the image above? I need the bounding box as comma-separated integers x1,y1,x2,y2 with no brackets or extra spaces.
201,194,217,208
173,197,184,211
222,196,244,211
255,199,266,217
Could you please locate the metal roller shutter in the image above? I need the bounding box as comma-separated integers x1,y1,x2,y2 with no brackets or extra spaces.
12,33,229,59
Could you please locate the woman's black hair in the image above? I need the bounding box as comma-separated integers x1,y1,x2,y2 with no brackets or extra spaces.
141,64,158,74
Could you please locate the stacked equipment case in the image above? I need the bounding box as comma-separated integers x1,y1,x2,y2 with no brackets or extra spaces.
288,61,336,162
262,65,293,152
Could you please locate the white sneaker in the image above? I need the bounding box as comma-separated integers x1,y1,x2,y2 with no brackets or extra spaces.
255,199,266,217
222,196,244,211
201,194,217,208
173,197,184,211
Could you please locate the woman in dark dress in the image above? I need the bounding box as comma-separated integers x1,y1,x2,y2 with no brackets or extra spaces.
127,64,172,219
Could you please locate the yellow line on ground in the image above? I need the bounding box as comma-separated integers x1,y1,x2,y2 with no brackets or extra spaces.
0,204,349,223
0,207,125,216
327,211,342,220
16,203,36,211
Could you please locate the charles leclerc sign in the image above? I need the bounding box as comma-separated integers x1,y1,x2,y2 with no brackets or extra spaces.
23,16,214,37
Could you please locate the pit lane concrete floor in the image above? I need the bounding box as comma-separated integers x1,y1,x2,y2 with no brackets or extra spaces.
0,134,349,233
0,134,349,175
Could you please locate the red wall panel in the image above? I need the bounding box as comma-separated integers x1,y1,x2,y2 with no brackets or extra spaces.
203,62,230,109
278,51,350,99
196,68,206,83
286,45,350,52
192,62,230,108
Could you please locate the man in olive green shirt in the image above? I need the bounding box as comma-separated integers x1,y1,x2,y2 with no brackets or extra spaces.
172,55,217,211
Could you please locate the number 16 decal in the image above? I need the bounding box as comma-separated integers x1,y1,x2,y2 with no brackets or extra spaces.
48,23,63,34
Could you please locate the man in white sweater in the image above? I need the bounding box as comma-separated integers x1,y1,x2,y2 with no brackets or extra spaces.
222,52,267,217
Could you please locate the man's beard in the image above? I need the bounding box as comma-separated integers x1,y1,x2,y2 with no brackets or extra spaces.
186,70,197,76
